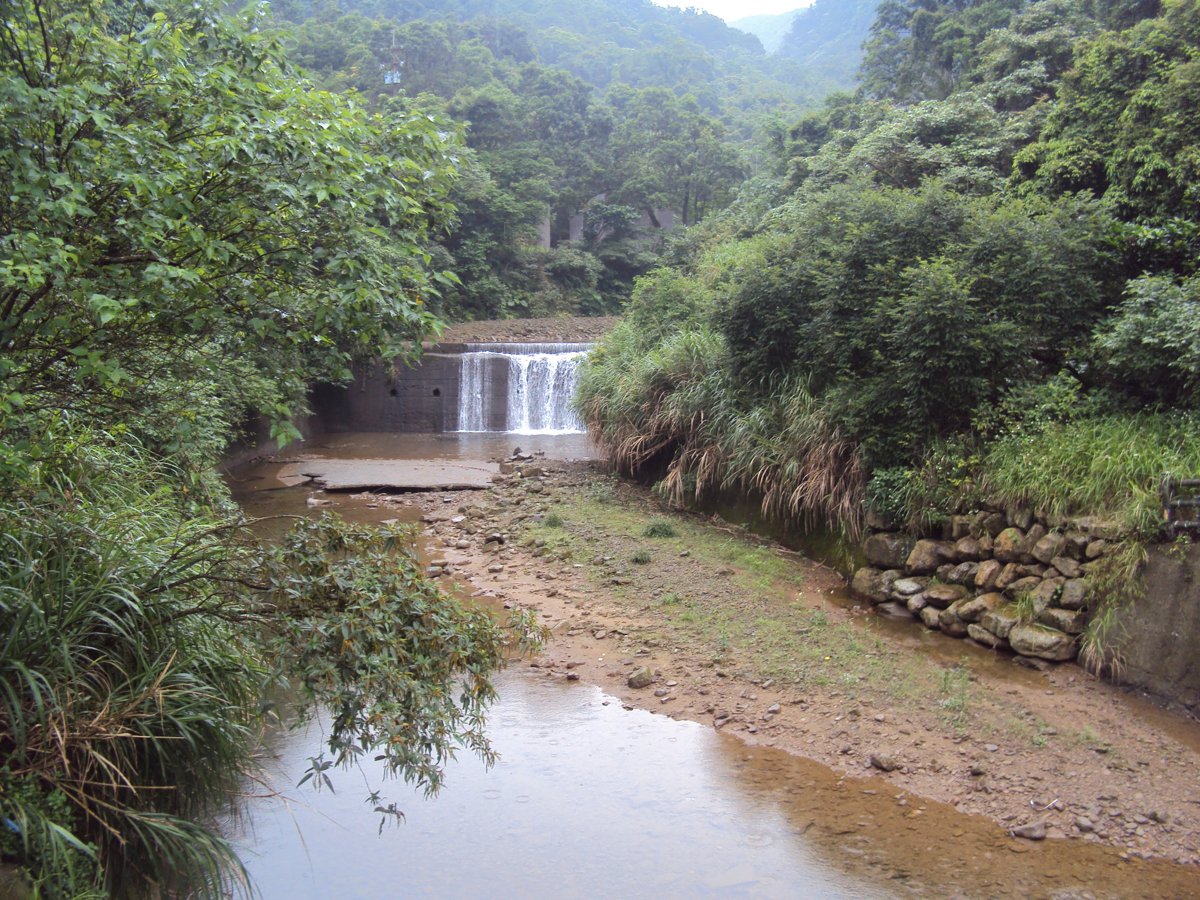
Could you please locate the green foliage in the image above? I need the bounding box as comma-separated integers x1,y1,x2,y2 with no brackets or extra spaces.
0,435,259,896
1092,274,1200,406
0,0,457,459
631,549,653,564
265,515,511,799
981,413,1200,535
642,520,676,538
544,512,564,528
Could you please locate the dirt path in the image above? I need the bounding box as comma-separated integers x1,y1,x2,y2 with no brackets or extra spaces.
397,459,1200,867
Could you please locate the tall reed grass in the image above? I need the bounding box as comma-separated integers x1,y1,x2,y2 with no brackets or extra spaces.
579,324,867,536
0,439,260,896
980,413,1200,535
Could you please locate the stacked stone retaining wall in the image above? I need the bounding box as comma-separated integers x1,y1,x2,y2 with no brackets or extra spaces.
851,510,1127,663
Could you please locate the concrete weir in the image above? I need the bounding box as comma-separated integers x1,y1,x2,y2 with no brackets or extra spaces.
313,342,591,435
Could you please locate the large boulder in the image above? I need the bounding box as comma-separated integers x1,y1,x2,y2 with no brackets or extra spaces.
919,605,943,629
1030,577,1066,613
1031,532,1067,565
1009,623,1077,661
956,592,1006,624
864,532,917,569
905,539,955,574
1003,576,1042,599
891,577,926,597
980,604,1023,639
851,567,900,604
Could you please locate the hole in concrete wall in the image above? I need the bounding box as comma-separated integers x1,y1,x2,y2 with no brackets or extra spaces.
389,388,398,397
432,388,441,397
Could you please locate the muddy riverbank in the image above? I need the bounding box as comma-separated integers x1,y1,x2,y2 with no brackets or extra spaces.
402,459,1200,868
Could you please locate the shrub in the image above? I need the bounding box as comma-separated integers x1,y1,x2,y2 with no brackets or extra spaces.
642,520,676,538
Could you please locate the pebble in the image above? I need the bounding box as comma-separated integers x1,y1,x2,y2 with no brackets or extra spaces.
1011,821,1047,841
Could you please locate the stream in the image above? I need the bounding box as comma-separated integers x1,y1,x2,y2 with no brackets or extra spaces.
225,433,1200,899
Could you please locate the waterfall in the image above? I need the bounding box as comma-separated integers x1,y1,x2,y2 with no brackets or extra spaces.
455,343,590,435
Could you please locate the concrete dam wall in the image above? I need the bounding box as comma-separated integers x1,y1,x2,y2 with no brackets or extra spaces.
313,342,590,435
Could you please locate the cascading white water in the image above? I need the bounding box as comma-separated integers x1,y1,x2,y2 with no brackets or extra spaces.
456,343,590,435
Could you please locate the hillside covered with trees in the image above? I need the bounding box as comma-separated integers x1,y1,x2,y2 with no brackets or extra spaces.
580,0,1200,606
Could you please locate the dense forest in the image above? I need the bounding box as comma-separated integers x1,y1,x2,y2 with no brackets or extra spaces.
581,0,1200,555
3,0,1199,894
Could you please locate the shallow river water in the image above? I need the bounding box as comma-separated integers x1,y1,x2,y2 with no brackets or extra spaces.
226,434,1200,899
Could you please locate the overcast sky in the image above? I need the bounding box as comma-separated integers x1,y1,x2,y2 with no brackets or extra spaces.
652,0,813,22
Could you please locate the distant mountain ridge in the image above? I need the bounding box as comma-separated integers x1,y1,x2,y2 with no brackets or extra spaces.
776,0,878,83
730,7,810,54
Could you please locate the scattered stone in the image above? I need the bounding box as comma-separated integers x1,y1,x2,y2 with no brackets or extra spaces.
851,567,900,604
869,752,900,772
1011,821,1047,841
1075,816,1095,833
627,667,654,689
487,564,505,574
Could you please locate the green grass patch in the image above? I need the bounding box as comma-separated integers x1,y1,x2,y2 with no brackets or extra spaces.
642,519,676,538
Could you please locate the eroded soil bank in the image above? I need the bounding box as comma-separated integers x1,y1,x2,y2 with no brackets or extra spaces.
401,459,1200,869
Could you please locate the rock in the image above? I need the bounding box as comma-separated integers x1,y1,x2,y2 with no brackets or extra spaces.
1075,816,1095,833
487,564,505,574
1056,556,1084,578
863,532,917,569
994,563,1022,590
1073,516,1122,541
919,605,943,629
1025,523,1047,550
979,511,1007,537
1030,577,1065,613
945,562,980,586
877,601,914,619
484,532,505,545
993,528,1028,563
1085,539,1108,560
851,567,900,604
1012,820,1047,841
1008,506,1034,531
455,540,471,550
869,752,899,772
891,578,926,597
938,600,970,638
956,592,1006,624
967,624,1006,648
1058,579,1089,611
935,563,956,583
1017,563,1047,578
1003,576,1042,599
980,604,1022,640
975,559,1003,591
627,667,654,689
1009,623,1076,661
924,583,968,609
1037,606,1086,635
954,536,986,561
1064,531,1090,559
905,540,955,575
906,594,928,613
950,515,974,540
1031,532,1067,565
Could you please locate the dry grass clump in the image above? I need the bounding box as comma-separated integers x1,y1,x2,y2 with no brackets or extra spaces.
578,324,866,537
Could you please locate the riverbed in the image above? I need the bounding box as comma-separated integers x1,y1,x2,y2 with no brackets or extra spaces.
226,433,1200,898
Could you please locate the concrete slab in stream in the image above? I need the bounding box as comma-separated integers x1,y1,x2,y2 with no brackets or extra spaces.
278,458,498,492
